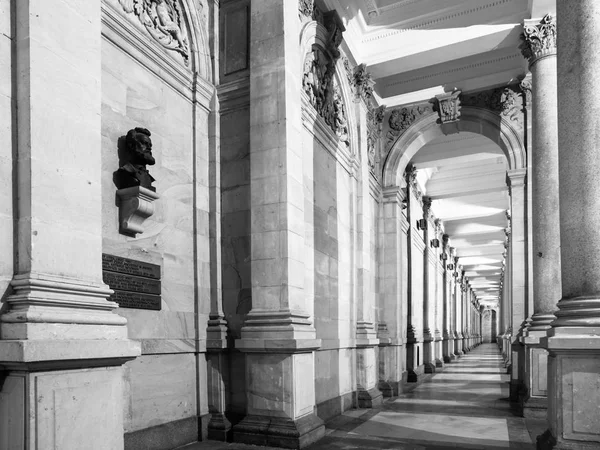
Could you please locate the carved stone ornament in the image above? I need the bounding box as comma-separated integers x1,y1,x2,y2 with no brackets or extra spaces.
461,85,523,125
302,47,349,146
404,164,417,189
519,77,532,107
323,11,345,59
114,127,160,237
351,64,376,102
520,14,557,65
434,90,461,124
118,0,190,64
366,105,385,174
117,186,160,237
298,0,314,19
386,104,433,150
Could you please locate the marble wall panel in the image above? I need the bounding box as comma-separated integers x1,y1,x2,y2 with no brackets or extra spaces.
100,37,211,343
123,354,197,432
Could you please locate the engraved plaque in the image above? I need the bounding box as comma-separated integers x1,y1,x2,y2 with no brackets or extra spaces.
109,291,161,311
103,272,161,295
102,254,161,310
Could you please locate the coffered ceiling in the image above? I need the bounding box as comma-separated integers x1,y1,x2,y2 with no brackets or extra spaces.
322,0,555,106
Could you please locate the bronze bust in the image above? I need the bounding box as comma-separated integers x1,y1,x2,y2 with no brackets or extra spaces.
114,127,156,191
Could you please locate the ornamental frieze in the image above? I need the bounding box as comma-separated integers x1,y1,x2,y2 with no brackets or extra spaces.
460,85,524,126
118,0,190,64
385,104,433,150
520,14,556,65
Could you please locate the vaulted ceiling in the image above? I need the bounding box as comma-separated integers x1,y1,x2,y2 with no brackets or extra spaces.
320,0,556,308
414,133,509,307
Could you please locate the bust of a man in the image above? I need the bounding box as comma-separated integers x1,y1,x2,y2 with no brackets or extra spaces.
114,127,156,191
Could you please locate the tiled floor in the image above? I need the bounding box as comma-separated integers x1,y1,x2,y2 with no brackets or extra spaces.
182,344,537,450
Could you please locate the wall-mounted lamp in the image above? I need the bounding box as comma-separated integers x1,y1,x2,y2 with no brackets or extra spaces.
417,218,427,230
430,238,440,248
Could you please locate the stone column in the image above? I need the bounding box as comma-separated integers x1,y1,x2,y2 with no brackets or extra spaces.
507,169,528,401
379,188,409,396
422,198,436,373
454,260,464,357
442,236,455,362
0,1,140,448
538,2,600,448
519,14,560,419
233,1,324,447
462,281,470,353
405,168,425,382
355,101,382,408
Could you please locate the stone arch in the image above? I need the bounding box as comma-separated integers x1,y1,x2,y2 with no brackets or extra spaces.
181,0,212,81
382,106,527,188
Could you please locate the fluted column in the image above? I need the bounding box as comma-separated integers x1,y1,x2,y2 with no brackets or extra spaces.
519,14,560,419
538,2,600,448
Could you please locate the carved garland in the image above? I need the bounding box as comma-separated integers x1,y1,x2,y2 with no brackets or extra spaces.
386,104,433,151
118,0,190,64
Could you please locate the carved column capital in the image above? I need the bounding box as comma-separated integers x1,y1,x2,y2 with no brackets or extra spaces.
520,14,557,67
434,90,461,124
298,0,314,19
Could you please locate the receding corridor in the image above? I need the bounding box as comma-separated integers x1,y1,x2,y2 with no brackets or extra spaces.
183,344,538,450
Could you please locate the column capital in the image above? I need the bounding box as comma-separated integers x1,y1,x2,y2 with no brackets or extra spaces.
506,168,527,187
520,14,557,67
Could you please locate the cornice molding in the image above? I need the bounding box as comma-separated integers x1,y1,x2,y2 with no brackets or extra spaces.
362,0,513,42
383,53,520,89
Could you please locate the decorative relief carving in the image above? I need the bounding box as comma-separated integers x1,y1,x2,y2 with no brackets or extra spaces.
298,0,314,19
118,0,190,64
519,76,532,107
302,47,349,146
434,90,461,124
404,164,423,205
366,105,385,174
461,85,523,125
322,11,345,59
386,104,433,150
520,14,557,65
350,64,376,102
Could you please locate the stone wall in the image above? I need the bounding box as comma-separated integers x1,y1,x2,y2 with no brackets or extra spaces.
0,0,13,308
99,0,214,446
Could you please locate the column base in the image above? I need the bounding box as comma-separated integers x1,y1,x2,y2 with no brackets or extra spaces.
207,413,232,442
424,361,437,373
357,386,383,408
539,329,600,450
407,364,425,382
0,339,139,450
522,396,548,420
232,413,325,449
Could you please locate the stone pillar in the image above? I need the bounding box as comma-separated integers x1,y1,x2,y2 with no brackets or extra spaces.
233,1,324,447
519,14,560,419
355,101,382,408
462,282,470,353
442,236,455,362
405,168,425,382
454,261,464,357
507,169,528,401
538,2,600,448
422,198,436,373
379,188,409,396
0,1,140,448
